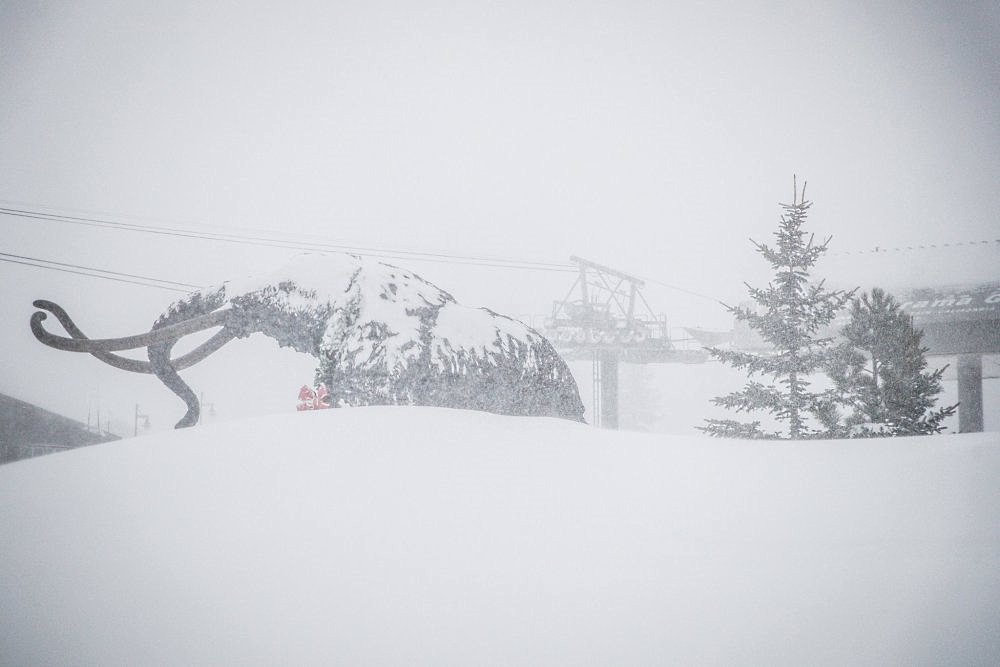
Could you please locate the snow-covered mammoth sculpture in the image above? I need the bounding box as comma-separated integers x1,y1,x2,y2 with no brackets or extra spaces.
31,253,586,427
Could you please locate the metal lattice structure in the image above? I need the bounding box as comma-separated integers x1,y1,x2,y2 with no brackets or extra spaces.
544,257,706,427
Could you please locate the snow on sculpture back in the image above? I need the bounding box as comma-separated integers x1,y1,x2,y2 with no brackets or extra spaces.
31,253,586,427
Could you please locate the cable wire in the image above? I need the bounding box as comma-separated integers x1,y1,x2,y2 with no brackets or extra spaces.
637,276,726,304
1,201,729,302
829,239,1000,256
0,253,197,293
0,251,201,288
0,205,576,272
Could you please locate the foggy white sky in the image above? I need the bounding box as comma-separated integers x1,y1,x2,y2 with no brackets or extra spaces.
2,1,998,430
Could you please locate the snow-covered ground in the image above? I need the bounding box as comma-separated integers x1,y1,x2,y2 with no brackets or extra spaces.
2,407,998,665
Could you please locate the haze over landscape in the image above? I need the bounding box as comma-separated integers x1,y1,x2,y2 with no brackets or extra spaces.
2,5,1000,663
2,2,998,429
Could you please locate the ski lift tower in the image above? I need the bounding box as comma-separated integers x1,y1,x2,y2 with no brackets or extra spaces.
544,256,706,428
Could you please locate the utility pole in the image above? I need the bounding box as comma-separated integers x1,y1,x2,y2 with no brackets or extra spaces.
134,404,150,436
199,393,216,423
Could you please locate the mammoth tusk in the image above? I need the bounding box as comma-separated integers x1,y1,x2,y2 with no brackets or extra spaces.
30,299,150,373
31,299,243,430
31,300,232,353
169,329,239,370
29,299,238,373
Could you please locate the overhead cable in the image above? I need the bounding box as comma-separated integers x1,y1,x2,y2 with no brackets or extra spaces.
0,252,197,293
1,202,727,301
830,239,1000,256
0,205,575,273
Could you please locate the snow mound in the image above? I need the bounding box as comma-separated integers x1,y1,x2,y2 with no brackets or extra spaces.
2,408,999,665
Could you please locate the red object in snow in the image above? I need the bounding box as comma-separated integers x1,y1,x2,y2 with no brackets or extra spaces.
296,385,314,411
297,384,332,411
315,384,331,408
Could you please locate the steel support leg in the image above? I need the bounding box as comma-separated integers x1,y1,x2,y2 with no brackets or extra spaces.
599,350,619,429
957,353,984,433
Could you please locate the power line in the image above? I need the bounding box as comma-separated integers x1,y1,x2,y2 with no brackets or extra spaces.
0,205,576,273
5,246,730,306
637,276,725,304
830,239,1000,256
0,253,197,293
0,252,201,289
1,201,728,302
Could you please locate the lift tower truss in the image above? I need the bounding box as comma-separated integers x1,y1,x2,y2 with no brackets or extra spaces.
545,256,706,428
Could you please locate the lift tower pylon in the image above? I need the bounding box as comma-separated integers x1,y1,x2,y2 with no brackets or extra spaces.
545,256,706,428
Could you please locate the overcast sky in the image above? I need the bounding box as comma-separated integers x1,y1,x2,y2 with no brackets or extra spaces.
2,1,998,430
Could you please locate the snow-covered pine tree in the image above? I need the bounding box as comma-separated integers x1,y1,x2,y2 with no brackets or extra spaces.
700,179,854,439
827,287,957,436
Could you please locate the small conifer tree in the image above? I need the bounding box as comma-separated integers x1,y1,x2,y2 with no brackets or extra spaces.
700,179,854,439
828,288,957,436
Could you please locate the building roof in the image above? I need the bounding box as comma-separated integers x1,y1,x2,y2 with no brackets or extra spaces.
822,241,1000,294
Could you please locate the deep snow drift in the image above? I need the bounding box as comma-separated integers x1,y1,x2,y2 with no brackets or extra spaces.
2,408,998,665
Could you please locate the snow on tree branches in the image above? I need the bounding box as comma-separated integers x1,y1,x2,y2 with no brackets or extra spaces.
700,179,854,439
827,288,957,436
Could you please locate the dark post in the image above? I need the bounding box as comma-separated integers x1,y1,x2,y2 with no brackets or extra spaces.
591,351,602,427
957,353,983,433
600,349,619,429
134,404,150,436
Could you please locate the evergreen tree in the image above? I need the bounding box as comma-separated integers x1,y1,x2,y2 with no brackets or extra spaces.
828,288,957,436
700,180,854,439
